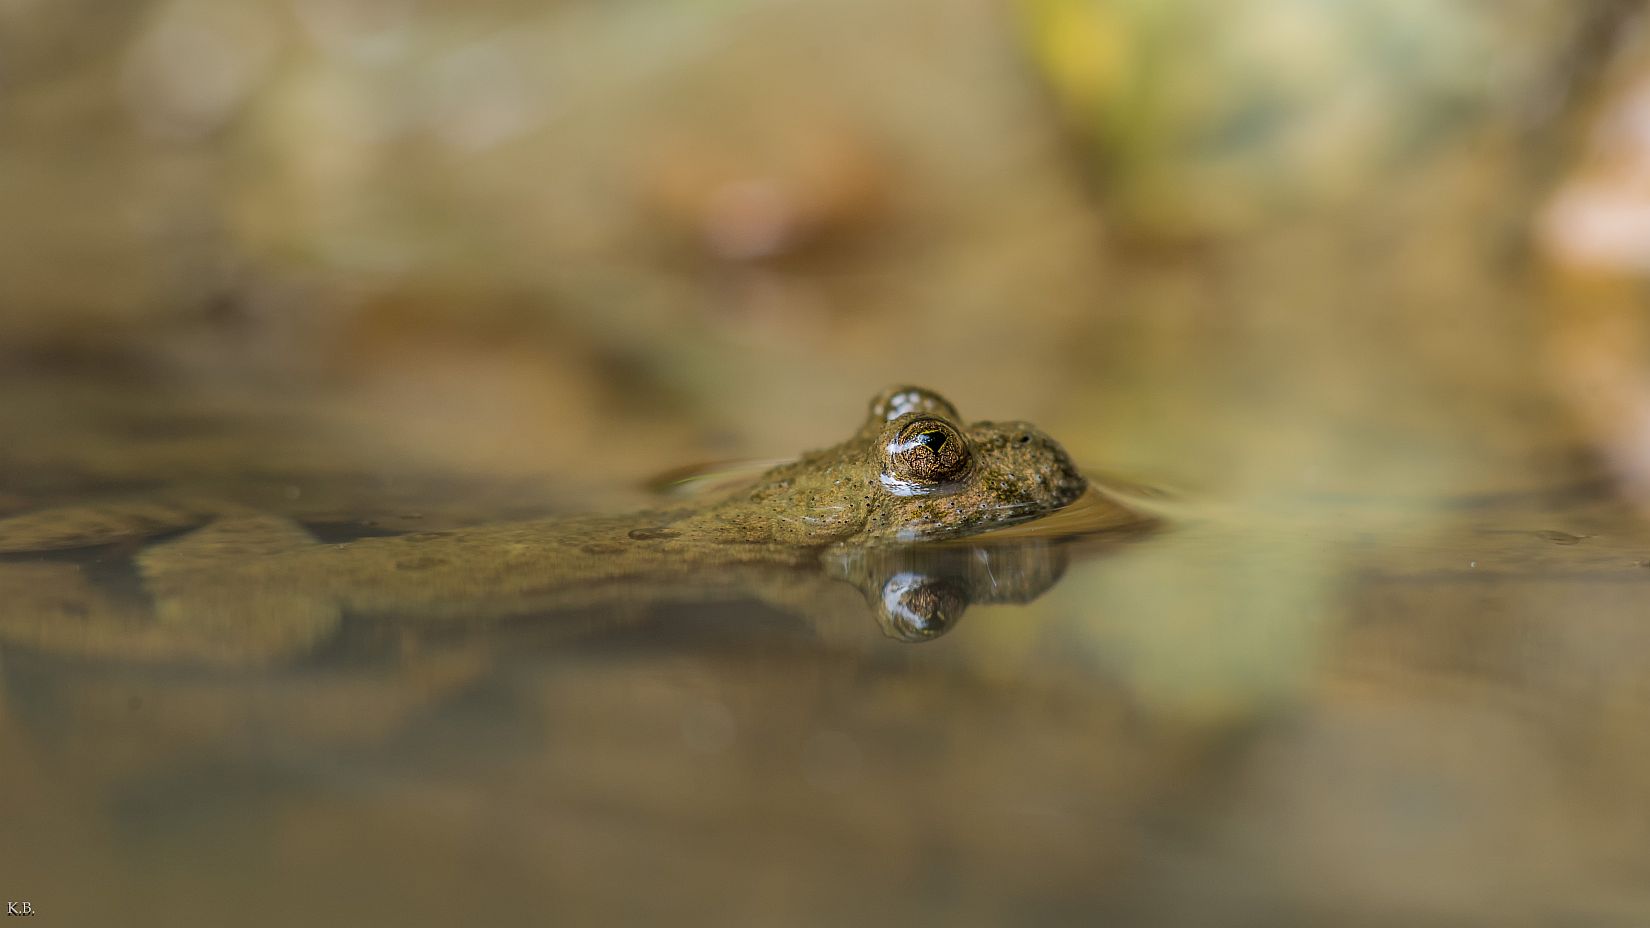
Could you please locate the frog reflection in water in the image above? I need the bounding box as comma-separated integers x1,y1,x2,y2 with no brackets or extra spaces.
0,387,1147,661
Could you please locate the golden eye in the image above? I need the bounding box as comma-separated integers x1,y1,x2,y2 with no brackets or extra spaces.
885,417,971,487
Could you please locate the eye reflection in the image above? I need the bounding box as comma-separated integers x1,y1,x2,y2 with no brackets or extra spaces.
877,572,969,641
826,538,1080,644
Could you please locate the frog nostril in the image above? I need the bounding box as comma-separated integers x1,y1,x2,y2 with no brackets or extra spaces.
1016,434,1031,445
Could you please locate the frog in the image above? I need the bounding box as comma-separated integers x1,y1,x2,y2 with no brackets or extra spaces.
0,386,1149,662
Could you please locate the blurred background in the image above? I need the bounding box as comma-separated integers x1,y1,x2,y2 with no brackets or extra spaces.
5,0,1650,925
10,0,1650,495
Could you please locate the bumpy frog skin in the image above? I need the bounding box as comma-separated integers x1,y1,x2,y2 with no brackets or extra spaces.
0,387,1137,660
661,385,1090,547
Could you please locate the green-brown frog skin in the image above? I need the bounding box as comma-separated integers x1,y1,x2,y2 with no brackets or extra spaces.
0,386,1122,661
646,385,1091,548
215,386,1098,609
0,385,1092,555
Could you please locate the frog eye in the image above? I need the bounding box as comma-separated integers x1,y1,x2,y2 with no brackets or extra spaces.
883,417,971,488
869,386,960,424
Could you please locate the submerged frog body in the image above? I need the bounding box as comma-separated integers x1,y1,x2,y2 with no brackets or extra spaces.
0,387,1142,660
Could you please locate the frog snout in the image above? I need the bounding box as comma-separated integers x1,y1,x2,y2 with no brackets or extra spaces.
1027,438,1088,507
970,421,1089,509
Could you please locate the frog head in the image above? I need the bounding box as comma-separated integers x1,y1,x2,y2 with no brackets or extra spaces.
718,386,1090,546
856,386,1090,543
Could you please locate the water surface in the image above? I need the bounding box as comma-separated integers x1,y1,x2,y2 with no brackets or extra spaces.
1,383,1647,927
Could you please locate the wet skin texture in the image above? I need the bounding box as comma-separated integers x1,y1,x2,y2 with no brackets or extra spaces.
0,387,1122,660
666,385,1090,547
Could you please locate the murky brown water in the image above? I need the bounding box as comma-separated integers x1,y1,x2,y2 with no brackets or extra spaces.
0,375,1646,928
